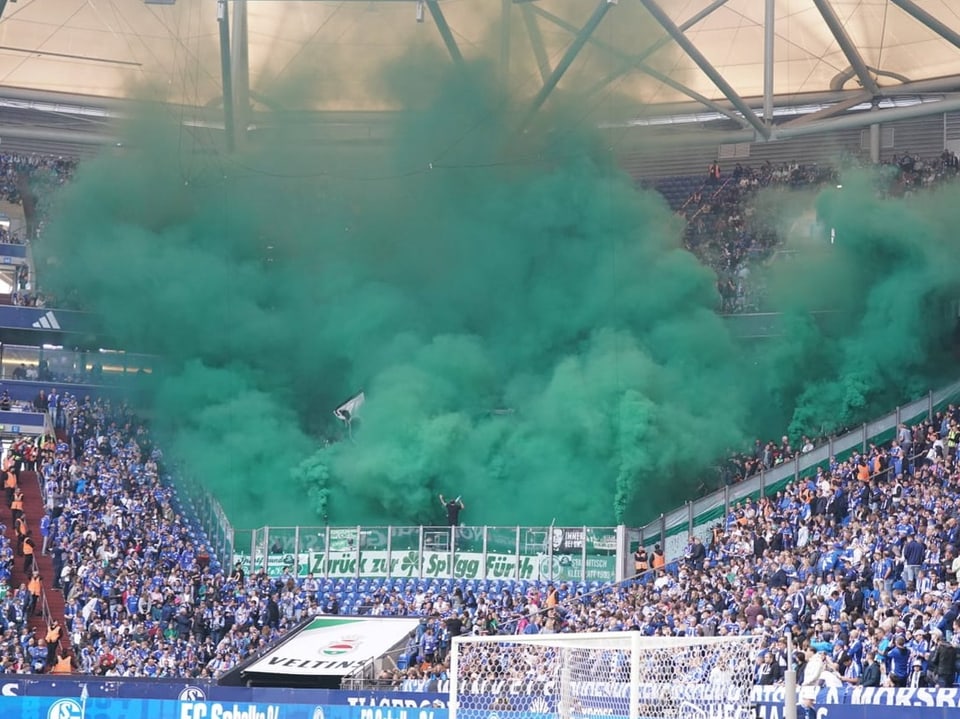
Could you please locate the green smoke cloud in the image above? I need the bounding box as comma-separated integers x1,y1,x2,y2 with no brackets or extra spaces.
35,52,960,529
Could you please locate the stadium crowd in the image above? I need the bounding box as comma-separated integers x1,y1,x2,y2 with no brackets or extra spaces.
681,152,960,313
0,153,76,226
0,150,956,694
0,391,956,695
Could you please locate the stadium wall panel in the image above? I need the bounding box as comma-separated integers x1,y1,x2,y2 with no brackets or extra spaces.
620,114,947,180
4,681,960,718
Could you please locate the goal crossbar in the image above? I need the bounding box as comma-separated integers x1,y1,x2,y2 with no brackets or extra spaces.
449,631,760,719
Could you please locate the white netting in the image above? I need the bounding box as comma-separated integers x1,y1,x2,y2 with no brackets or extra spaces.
450,633,761,719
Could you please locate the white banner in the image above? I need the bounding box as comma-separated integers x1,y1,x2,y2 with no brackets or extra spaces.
246,616,419,677
239,549,616,582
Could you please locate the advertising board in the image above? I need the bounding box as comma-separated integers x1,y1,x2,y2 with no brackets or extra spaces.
244,617,419,677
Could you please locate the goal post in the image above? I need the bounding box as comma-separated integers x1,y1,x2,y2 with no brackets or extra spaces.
449,632,761,719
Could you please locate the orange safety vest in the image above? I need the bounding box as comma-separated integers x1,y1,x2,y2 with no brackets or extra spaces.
652,552,666,569
45,626,61,644
52,656,72,673
23,539,34,557
11,494,23,512
4,473,16,490
27,576,40,596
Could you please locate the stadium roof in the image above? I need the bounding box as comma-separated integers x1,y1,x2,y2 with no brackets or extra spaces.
1,0,960,144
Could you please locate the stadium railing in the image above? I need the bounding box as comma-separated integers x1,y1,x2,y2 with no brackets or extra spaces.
171,474,235,570
634,378,960,561
0,343,159,384
235,524,623,583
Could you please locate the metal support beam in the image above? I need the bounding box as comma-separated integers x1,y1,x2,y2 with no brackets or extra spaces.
780,92,870,127
569,0,731,100
762,0,775,123
773,97,960,140
217,0,235,153
231,0,250,148
635,63,748,125
586,73,960,120
891,0,960,51
527,0,616,117
869,121,881,163
612,96,960,149
0,124,118,146
521,4,552,83
533,1,747,126
638,0,770,139
425,0,463,65
811,0,880,96
501,0,511,87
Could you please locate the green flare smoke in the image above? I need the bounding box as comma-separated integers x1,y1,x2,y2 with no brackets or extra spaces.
35,58,960,529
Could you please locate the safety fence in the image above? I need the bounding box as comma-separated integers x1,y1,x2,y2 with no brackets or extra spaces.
235,524,623,583
633,378,960,560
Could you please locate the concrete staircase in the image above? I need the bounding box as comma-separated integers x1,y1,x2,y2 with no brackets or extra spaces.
10,469,68,655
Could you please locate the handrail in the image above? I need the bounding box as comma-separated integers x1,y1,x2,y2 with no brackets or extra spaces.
677,179,710,213
710,175,733,199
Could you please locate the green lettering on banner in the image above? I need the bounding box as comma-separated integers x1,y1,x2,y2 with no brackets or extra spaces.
236,548,616,582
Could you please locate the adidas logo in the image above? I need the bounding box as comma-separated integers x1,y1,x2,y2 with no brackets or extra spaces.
31,311,61,330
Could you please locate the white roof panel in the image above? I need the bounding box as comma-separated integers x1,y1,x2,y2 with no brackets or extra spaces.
0,0,958,112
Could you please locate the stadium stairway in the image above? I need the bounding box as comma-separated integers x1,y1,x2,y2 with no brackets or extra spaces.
13,469,69,654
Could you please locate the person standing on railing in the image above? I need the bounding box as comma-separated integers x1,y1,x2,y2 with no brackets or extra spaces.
439,494,464,527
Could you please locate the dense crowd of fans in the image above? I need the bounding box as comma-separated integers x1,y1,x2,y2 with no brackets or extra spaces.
0,151,955,697
0,392,957,695
0,153,76,221
679,152,960,313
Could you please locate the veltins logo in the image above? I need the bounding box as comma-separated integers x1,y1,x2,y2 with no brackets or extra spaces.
322,636,360,656
313,708,326,719
47,698,82,719
179,685,207,701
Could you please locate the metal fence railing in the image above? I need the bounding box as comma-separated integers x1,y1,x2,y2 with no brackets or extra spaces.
632,379,960,561
172,476,234,570
236,524,622,583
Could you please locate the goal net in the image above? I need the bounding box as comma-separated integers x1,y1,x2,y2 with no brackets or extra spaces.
449,633,761,719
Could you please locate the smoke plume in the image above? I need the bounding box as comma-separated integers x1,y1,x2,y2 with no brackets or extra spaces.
36,52,960,529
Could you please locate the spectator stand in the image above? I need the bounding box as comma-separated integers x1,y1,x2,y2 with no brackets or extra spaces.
660,156,959,314
635,378,960,563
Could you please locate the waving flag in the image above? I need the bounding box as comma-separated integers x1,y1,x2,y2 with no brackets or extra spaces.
333,392,365,422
